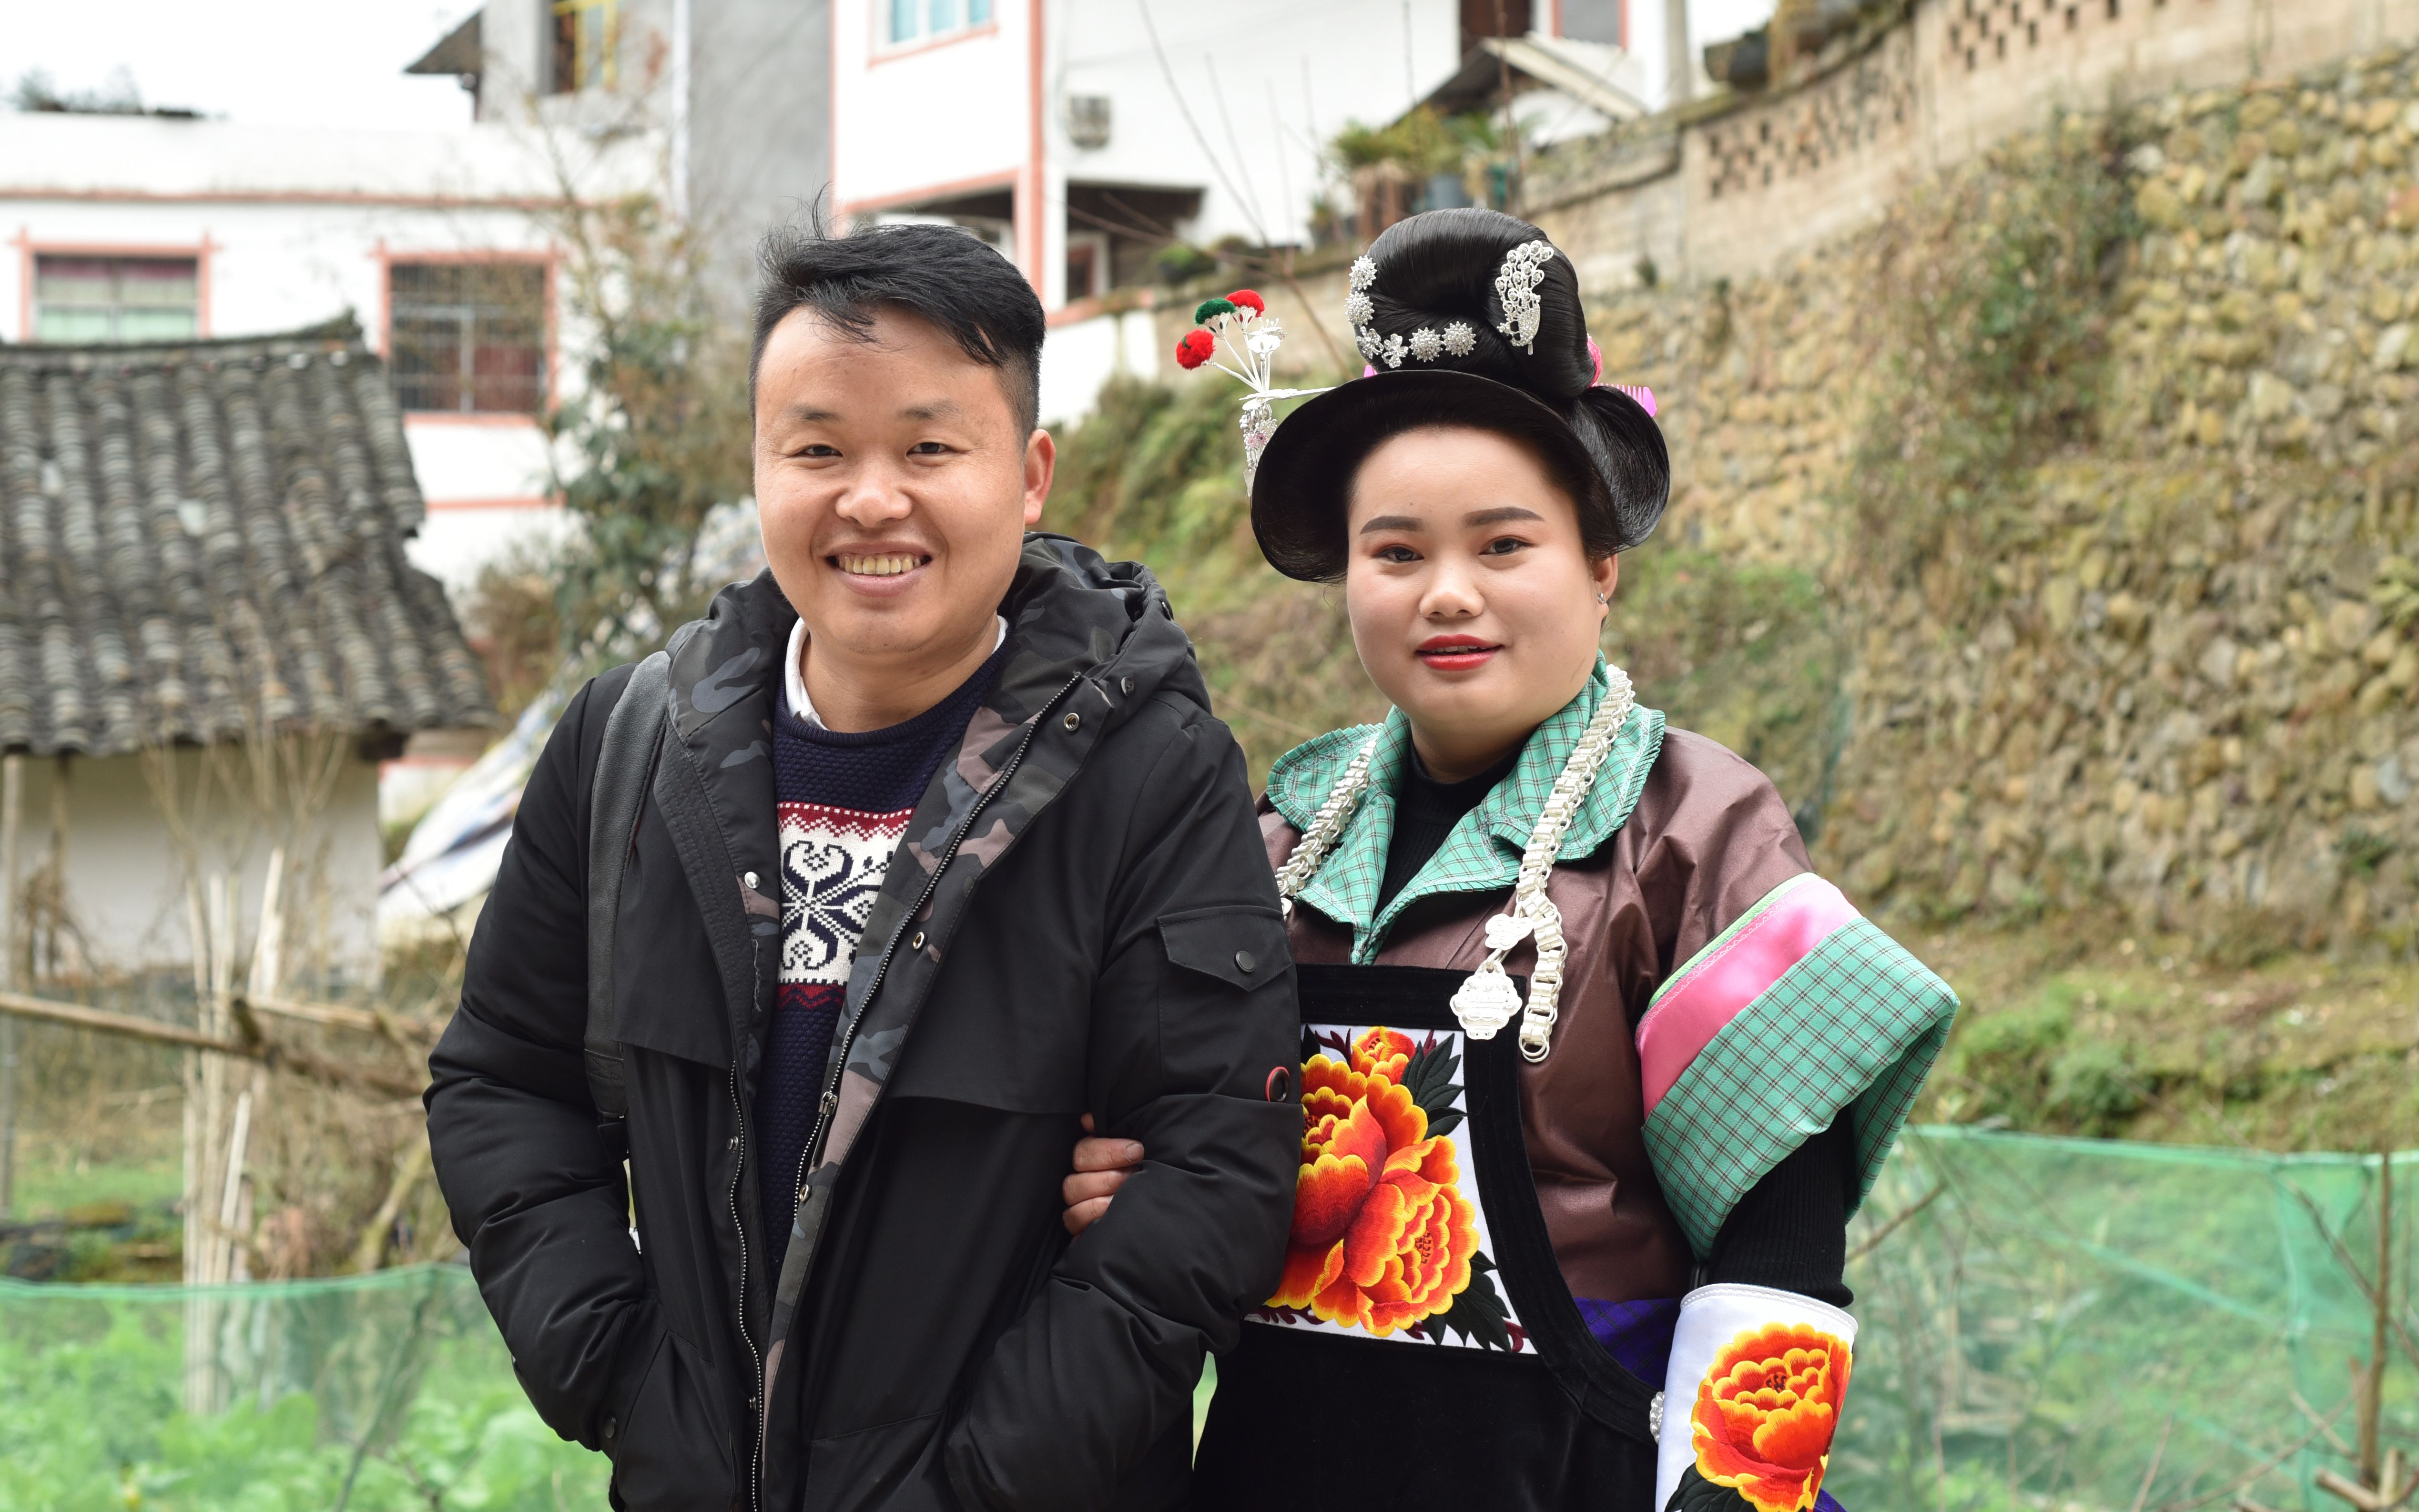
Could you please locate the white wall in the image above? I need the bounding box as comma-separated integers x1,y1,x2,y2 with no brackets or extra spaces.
1037,304,1160,427
1055,0,1460,249
9,750,385,988
830,0,1462,302
399,418,578,591
832,0,1029,204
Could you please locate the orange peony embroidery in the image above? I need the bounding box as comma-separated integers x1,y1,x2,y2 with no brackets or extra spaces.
1349,1026,1414,1083
1269,1034,1480,1336
1690,1323,1852,1512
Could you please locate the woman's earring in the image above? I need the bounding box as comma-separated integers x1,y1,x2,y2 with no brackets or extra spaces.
1596,591,1608,604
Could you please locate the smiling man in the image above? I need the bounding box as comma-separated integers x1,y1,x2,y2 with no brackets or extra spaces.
426,221,1302,1512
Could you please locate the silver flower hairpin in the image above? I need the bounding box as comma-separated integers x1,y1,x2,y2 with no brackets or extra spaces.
1494,240,1555,354
1351,244,1552,368
1350,264,1455,369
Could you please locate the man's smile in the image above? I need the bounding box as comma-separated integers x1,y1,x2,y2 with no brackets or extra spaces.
833,552,930,577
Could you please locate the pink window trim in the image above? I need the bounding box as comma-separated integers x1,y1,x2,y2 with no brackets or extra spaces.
1636,876,1860,1115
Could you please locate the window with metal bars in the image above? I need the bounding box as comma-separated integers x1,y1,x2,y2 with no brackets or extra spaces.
387,262,547,415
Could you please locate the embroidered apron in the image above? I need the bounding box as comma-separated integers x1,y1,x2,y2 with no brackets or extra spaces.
1194,963,1660,1511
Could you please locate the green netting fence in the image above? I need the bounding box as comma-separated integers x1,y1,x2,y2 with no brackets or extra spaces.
0,1263,606,1511
2,1128,2411,1510
1832,1128,2417,1512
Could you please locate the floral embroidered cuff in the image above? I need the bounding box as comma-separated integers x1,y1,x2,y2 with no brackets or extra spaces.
1653,1283,1856,1512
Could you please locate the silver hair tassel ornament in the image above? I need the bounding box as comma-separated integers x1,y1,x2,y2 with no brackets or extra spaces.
1172,289,1331,490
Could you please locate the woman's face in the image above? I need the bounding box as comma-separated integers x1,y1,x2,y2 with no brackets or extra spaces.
1343,425,1616,782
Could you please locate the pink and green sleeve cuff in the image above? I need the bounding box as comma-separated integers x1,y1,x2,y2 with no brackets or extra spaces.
1637,873,1958,1258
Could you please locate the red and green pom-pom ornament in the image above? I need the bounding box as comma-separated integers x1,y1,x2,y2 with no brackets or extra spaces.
1226,289,1265,316
1174,329,1216,370
1192,296,1237,324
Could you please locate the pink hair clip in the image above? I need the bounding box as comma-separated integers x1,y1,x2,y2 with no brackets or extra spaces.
1611,383,1656,417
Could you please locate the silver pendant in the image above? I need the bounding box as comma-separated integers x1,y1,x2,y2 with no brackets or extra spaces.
1450,964,1522,1039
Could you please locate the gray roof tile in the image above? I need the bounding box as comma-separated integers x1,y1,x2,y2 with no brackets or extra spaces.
0,319,498,757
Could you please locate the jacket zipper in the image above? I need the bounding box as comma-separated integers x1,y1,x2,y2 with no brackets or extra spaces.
759,671,1085,1494
730,1057,763,1512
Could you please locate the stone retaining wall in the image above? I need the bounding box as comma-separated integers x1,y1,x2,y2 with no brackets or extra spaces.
1614,46,2419,946
1147,17,2419,948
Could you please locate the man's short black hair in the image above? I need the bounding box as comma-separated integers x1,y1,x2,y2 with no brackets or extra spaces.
752,213,1046,436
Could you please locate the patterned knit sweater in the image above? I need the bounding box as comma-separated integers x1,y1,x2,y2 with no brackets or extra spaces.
760,637,1007,1238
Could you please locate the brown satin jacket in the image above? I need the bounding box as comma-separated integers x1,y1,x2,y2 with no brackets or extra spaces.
1260,728,1809,1303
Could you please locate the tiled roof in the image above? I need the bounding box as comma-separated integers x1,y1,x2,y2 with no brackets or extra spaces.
0,319,497,757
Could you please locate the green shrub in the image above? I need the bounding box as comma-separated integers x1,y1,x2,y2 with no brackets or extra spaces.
1939,998,2072,1126
2043,1039,2147,1135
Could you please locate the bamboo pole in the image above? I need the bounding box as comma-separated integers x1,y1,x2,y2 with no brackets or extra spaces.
217,1088,253,1283
179,878,206,1414
42,756,66,978
182,872,230,1414
220,850,285,1290
0,753,21,1219
246,848,284,1004
2358,1152,2392,1488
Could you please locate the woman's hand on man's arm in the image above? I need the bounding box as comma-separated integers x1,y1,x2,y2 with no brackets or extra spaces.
1062,1113,1144,1236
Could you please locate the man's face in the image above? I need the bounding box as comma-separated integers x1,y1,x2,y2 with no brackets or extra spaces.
753,306,1050,674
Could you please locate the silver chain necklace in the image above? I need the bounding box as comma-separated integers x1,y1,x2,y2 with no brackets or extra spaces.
1274,667,1637,1063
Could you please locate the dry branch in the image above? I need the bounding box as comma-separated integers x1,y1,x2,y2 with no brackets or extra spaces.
1849,1180,1947,1264
242,993,442,1045
2319,1470,2389,1511
0,988,425,1100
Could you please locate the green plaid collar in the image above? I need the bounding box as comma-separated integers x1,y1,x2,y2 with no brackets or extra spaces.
1265,661,1667,962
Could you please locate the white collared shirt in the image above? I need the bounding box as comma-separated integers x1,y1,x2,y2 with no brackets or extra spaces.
783,615,1010,731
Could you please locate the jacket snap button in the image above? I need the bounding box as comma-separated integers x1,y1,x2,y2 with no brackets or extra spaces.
1062,711,1081,731
603,1417,618,1440
910,930,926,951
743,871,758,890
1120,676,1135,695
1234,949,1256,974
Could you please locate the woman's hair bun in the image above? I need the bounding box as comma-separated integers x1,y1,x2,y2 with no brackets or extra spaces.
1360,208,1594,402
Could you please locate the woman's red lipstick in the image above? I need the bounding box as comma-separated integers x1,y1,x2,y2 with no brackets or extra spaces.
1415,634,1500,671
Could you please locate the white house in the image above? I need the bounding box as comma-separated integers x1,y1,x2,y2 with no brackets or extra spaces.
409,0,835,307
0,109,681,598
0,323,497,987
827,0,1646,422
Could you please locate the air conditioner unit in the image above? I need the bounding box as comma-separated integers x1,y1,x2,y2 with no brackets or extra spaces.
1064,94,1111,150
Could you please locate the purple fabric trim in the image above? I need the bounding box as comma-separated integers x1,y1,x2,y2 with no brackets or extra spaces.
1574,1295,1680,1383
1816,1491,1846,1512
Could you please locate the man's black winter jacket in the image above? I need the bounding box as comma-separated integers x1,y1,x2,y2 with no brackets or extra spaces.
427,538,1302,1511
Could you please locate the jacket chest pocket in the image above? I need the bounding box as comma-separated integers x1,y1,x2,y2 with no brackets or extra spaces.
1151,905,1296,1103
1159,906,1291,989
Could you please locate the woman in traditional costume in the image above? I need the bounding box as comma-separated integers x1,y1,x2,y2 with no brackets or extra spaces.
1066,209,1958,1512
